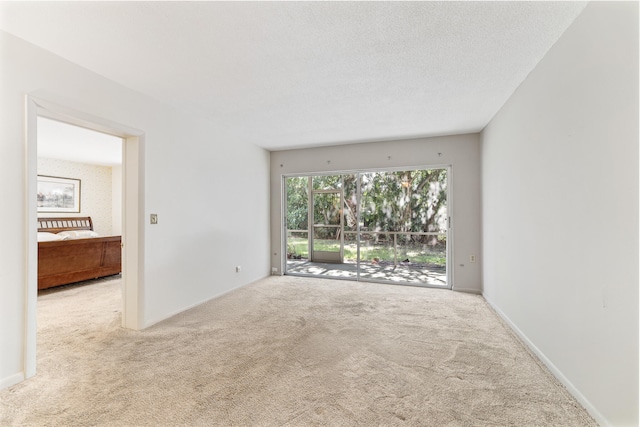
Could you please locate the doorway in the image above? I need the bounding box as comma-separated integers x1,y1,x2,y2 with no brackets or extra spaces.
24,95,144,379
284,168,450,288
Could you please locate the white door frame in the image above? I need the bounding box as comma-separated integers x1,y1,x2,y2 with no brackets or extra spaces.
24,95,145,379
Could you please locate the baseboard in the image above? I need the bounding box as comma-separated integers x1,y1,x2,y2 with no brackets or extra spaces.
482,293,609,427
143,275,270,329
452,286,482,294
0,372,24,390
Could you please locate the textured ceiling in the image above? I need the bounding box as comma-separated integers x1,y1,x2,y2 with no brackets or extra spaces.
1,1,586,151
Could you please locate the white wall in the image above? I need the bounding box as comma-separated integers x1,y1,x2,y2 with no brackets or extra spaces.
0,31,270,388
481,3,638,426
270,134,482,293
38,157,114,235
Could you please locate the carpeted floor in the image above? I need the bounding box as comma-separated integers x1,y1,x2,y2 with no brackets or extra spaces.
1,275,595,426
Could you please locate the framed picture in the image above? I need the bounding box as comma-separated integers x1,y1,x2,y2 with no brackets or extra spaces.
37,175,81,213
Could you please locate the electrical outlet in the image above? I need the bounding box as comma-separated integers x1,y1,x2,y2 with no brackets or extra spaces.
470,255,476,263
271,267,278,274
236,266,241,273
150,214,158,224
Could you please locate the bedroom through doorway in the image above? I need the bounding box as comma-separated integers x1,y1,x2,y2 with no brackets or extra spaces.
36,116,124,300
35,116,124,357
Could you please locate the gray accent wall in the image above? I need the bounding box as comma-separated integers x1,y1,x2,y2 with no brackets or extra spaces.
270,134,482,293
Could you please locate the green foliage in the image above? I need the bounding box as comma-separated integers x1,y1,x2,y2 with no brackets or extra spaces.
286,236,446,267
360,170,447,236
286,177,308,230
287,170,447,234
286,169,448,264
312,175,342,190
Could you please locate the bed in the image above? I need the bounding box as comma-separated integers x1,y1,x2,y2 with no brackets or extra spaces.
38,217,122,290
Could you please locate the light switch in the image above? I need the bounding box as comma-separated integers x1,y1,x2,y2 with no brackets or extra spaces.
150,214,158,224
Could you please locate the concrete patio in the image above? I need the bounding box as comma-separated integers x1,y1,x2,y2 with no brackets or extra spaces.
285,259,447,287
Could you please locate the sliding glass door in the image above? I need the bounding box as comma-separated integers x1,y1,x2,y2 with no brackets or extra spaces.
358,169,448,286
284,168,449,288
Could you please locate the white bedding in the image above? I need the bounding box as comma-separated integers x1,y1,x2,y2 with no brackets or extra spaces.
57,230,100,240
37,232,64,242
37,230,100,242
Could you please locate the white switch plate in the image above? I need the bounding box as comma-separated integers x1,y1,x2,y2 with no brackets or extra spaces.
150,214,158,224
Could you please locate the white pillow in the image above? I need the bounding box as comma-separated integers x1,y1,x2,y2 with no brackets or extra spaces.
37,232,64,242
57,230,100,239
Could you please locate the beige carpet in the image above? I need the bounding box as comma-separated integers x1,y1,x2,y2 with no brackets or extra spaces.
1,275,595,426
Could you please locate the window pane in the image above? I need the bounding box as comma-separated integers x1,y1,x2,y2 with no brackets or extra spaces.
313,192,341,225
286,177,308,230
360,170,447,233
312,175,341,190
343,174,358,231
313,227,341,252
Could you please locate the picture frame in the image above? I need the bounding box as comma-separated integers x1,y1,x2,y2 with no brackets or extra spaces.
37,175,81,213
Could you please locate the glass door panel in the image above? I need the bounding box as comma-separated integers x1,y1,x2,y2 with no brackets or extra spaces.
311,186,343,263
342,174,358,266
358,169,448,287
285,177,309,272
312,227,341,251
313,192,341,225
